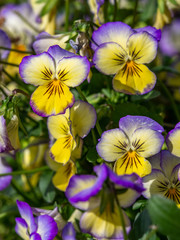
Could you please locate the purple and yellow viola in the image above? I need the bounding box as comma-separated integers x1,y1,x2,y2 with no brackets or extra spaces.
96,115,164,177
166,122,180,157
15,200,58,239
66,163,144,239
142,150,180,207
19,45,90,117
92,22,161,95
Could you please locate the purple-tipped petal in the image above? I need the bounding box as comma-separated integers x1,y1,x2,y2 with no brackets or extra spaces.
135,26,161,41
16,200,37,234
66,174,105,204
119,115,164,136
0,157,12,191
62,222,76,240
47,45,75,63
36,215,58,240
15,217,29,239
91,21,133,51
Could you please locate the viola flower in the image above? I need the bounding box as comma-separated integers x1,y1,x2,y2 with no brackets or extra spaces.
142,150,180,206
0,116,14,153
66,163,144,239
88,0,104,25
166,122,180,157
47,100,96,191
0,155,12,191
96,115,164,177
92,22,160,95
15,200,58,240
19,45,90,116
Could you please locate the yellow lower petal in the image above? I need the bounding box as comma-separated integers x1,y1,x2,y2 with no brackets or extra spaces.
114,151,152,177
50,135,76,164
52,160,76,191
113,64,156,95
80,203,130,239
31,80,74,116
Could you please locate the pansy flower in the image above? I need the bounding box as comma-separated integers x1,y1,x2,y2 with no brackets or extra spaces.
19,45,90,116
15,200,58,240
66,163,144,239
96,115,164,177
92,22,160,95
166,122,180,157
142,150,180,207
47,100,96,191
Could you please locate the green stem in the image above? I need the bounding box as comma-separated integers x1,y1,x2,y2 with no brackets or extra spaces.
113,0,117,21
0,86,8,97
158,79,180,122
0,61,19,67
65,0,69,31
91,128,97,145
25,175,41,200
76,86,102,137
114,192,128,240
0,166,49,177
132,0,139,27
0,46,33,54
12,89,30,98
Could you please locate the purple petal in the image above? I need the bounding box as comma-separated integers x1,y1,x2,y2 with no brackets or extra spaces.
159,19,180,56
94,163,144,193
119,115,164,136
30,233,42,240
62,222,76,240
0,157,12,191
66,174,104,204
47,45,75,63
175,122,180,128
135,26,161,41
0,29,11,59
91,21,133,51
16,200,37,234
36,215,58,240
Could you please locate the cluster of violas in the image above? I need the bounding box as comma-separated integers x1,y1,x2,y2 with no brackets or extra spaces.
1,12,180,239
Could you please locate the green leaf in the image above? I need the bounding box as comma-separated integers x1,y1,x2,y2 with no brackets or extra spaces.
129,209,152,240
140,0,157,21
147,195,180,240
39,171,56,203
131,90,160,102
112,103,163,125
132,199,147,210
168,0,178,5
158,0,165,13
40,0,58,16
86,147,99,164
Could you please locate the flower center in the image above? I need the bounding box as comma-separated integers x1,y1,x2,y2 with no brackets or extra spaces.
43,80,64,99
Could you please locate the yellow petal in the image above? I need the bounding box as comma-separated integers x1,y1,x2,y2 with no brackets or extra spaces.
96,129,129,162
52,160,76,192
48,114,70,139
56,56,89,87
113,64,156,95
167,128,180,157
70,100,96,138
30,81,74,116
114,152,152,177
93,42,127,75
80,204,130,239
20,52,55,86
128,32,157,64
50,135,76,164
